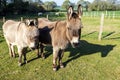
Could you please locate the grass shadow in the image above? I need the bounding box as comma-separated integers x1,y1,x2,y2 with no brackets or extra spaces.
21,56,40,66
102,31,115,39
107,37,120,40
27,57,39,64
14,48,38,66
82,31,97,37
26,46,53,64
0,40,3,43
0,36,4,43
44,46,53,58
64,40,116,67
25,40,115,67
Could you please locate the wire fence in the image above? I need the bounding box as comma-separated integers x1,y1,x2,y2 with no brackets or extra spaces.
0,11,120,22
0,11,119,41
83,11,120,19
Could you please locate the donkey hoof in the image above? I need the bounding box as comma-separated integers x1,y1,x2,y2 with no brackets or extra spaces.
37,56,40,58
53,68,57,71
41,55,45,59
37,54,41,58
60,65,64,68
18,63,22,66
42,56,45,59
13,55,16,58
53,64,57,71
10,55,13,58
24,60,27,64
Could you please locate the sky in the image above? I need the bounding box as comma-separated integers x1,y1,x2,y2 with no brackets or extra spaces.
42,0,94,6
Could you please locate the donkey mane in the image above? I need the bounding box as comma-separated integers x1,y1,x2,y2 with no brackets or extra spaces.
54,21,61,30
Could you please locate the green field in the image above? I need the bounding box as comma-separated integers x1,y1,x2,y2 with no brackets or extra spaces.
0,16,120,80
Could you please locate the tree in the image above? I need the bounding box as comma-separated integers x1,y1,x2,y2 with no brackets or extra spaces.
11,0,23,3
0,0,1,10
77,0,90,11
43,1,57,11
62,0,71,10
89,0,119,11
0,0,7,15
107,0,117,4
77,0,84,5
29,1,45,13
89,0,107,11
6,0,29,14
0,0,46,15
51,1,57,9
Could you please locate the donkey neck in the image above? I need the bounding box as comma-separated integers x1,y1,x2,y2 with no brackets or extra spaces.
53,20,69,41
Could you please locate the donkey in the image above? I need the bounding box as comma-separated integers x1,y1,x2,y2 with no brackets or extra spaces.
38,5,83,71
2,19,39,66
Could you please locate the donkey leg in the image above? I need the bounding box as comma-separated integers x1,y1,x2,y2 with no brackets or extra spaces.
53,47,59,71
11,45,15,58
58,49,64,68
8,44,13,57
18,47,23,66
6,41,13,57
40,44,45,59
35,44,40,58
23,48,27,64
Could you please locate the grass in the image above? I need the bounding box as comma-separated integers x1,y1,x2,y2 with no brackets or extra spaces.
0,16,120,80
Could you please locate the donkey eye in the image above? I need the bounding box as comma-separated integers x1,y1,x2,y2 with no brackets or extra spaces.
34,36,38,39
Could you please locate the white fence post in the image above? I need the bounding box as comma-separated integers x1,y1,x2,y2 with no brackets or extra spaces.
98,13,104,41
21,17,23,22
47,15,49,19
113,12,115,19
3,17,5,23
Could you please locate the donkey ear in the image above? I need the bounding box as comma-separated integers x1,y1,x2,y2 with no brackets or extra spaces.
33,18,38,27
67,5,73,20
24,19,35,26
77,4,83,18
24,19,30,26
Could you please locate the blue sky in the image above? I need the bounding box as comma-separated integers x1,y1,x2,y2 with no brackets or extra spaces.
42,0,94,6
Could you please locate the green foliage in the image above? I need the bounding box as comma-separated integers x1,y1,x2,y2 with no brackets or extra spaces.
0,0,46,16
43,1,57,11
89,0,120,11
61,0,71,10
77,0,90,11
1,0,120,16
28,2,45,13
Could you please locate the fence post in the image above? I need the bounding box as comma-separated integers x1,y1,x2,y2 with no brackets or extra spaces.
3,17,5,23
91,12,92,18
46,14,49,19
105,11,107,18
108,12,110,19
21,17,23,22
113,12,115,19
94,12,95,18
98,13,104,41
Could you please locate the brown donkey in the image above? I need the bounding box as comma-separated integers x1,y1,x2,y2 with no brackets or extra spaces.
38,5,83,71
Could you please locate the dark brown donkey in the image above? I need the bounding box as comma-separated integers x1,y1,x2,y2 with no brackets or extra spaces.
38,5,83,71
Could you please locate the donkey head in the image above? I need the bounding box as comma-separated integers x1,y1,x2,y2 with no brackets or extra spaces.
66,4,83,48
24,18,39,50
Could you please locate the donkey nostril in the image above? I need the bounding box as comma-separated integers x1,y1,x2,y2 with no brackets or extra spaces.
73,43,79,47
